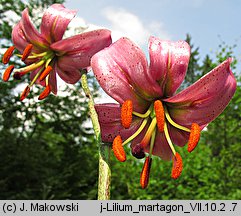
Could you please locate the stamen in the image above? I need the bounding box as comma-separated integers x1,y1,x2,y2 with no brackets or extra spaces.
154,100,165,132
17,51,48,59
149,127,157,156
2,65,14,82
21,44,33,61
112,135,126,162
140,156,152,189
121,100,133,129
39,66,53,81
164,122,176,155
164,106,190,132
14,60,45,73
132,104,152,118
29,67,45,87
2,46,15,64
171,152,183,179
141,117,157,148
38,85,51,100
122,118,148,146
45,58,53,68
187,123,201,152
20,86,30,101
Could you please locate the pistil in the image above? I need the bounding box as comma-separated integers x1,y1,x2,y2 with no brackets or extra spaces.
140,117,157,148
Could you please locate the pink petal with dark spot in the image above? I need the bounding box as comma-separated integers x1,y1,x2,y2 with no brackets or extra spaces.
164,58,236,128
41,4,76,43
149,36,190,97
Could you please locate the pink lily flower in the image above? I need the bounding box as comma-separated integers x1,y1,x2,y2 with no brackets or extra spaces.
2,4,112,100
91,37,236,188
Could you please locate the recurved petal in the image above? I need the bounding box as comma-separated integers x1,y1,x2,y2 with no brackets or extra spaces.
95,37,162,101
91,39,150,112
164,58,236,128
95,103,143,142
12,22,28,53
51,29,112,70
41,4,76,43
21,8,49,49
149,36,190,97
51,29,112,54
56,62,82,84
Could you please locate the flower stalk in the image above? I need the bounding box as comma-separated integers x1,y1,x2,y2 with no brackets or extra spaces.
80,72,111,200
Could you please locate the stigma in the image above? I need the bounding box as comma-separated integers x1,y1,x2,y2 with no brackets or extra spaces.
111,99,201,188
2,44,55,100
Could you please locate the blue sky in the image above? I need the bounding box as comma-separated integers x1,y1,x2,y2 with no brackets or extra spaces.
65,0,241,63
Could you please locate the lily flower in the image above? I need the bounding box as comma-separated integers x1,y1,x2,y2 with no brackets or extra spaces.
91,37,236,188
2,4,112,100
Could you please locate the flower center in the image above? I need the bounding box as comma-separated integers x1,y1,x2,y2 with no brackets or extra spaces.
2,44,56,100
113,99,201,188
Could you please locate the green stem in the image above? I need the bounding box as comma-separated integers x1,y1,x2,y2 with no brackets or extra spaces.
80,73,111,200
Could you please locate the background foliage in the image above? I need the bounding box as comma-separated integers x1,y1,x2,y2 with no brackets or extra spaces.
0,0,240,200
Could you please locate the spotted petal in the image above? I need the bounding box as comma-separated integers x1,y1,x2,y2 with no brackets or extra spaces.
164,58,236,128
95,104,143,142
56,62,82,84
12,22,28,53
51,29,112,70
41,4,76,43
149,36,190,97
91,37,160,112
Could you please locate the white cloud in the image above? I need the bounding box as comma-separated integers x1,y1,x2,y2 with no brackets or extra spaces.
102,7,171,46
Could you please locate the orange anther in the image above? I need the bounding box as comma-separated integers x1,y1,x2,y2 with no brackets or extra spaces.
2,46,15,64
140,156,152,189
171,152,183,179
21,44,33,61
20,86,30,101
39,66,53,81
187,123,201,152
112,135,126,162
154,100,165,132
2,65,14,82
38,85,51,100
121,100,133,129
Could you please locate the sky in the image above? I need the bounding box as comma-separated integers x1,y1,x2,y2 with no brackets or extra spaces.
65,0,241,63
